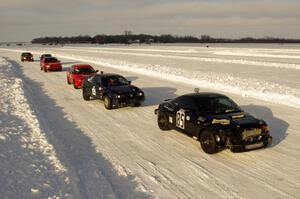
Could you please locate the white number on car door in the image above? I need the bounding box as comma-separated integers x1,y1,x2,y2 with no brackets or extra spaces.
176,109,185,129
92,86,96,96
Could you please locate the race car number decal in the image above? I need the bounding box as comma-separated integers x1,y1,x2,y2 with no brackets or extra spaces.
92,86,96,96
176,109,185,129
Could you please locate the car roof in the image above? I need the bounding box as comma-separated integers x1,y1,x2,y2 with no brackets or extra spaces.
95,73,122,78
73,64,93,68
182,92,228,99
44,57,58,60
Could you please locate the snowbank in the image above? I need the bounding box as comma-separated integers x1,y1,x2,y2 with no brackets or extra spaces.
0,57,73,199
54,53,300,108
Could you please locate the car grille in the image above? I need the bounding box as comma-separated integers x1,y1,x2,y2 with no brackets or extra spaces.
242,128,262,140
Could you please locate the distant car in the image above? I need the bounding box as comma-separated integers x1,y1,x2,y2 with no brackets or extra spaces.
40,57,62,72
21,52,34,62
155,92,272,154
67,64,98,89
82,73,145,109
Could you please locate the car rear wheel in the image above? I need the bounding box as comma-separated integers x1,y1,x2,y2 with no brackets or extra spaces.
104,96,112,110
157,112,170,131
199,130,218,154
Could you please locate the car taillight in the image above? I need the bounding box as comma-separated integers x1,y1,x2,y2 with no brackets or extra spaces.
261,125,269,133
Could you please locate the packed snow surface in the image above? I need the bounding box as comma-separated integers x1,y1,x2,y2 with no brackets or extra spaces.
0,44,300,199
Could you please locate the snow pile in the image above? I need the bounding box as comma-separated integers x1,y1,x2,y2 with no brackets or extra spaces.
53,53,300,108
0,57,73,199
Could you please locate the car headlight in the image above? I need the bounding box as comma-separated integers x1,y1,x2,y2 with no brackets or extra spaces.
116,95,121,99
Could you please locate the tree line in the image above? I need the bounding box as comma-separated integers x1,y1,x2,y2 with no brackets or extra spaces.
31,34,300,45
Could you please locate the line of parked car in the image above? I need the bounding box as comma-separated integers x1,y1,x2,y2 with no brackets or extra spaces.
20,52,272,154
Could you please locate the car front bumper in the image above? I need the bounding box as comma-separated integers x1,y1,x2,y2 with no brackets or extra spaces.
112,96,145,108
46,65,62,71
229,134,272,152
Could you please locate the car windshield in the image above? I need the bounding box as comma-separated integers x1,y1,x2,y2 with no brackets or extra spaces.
22,53,32,56
74,67,95,74
102,75,129,87
45,58,58,63
195,96,242,115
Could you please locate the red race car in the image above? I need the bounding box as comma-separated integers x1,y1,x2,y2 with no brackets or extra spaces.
40,57,62,72
67,64,98,89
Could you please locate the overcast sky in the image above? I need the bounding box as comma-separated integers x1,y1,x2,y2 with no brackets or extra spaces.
1,0,300,42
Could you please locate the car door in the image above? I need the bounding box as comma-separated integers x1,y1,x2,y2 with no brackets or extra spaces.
172,96,199,136
89,76,104,99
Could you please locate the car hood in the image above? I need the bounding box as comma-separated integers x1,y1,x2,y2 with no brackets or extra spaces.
206,112,262,129
109,85,141,94
73,73,96,79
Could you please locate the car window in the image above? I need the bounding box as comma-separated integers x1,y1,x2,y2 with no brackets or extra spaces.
172,96,198,111
102,75,129,87
196,96,241,115
22,53,32,56
74,67,95,74
45,58,58,63
92,75,102,84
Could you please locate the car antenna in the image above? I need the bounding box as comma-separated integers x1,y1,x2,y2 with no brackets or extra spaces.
194,88,200,93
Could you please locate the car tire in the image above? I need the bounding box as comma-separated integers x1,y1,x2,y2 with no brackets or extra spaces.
82,89,90,101
104,96,112,110
157,112,170,131
199,130,218,154
133,102,141,107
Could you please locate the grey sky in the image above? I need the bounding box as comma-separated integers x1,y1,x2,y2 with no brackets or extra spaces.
1,0,300,42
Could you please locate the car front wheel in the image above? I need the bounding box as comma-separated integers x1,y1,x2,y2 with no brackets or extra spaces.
104,96,112,110
199,130,218,154
82,89,90,101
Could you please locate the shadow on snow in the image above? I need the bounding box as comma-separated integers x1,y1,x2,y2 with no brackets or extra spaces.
241,104,289,147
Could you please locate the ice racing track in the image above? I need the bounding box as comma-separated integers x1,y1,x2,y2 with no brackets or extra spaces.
0,46,299,199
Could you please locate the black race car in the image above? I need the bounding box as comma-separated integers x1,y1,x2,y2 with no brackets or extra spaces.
21,52,34,62
155,92,272,154
82,73,145,109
